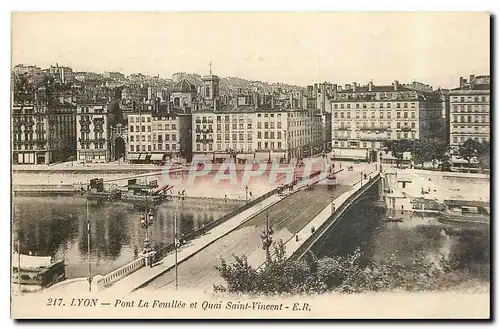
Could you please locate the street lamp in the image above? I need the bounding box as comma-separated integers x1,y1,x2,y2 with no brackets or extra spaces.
379,152,383,172
261,211,274,264
140,209,154,254
245,185,249,203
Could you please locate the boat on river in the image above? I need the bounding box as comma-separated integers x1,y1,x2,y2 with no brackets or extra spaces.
121,179,173,208
12,252,65,292
86,178,122,202
438,200,490,227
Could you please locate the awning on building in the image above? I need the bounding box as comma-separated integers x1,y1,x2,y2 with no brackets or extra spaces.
192,154,213,162
270,152,286,160
150,153,165,161
214,153,231,160
128,153,140,160
254,152,270,161
138,153,147,160
236,154,255,160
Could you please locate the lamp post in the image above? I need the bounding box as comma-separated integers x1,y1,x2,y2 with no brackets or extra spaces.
86,200,92,292
174,210,179,291
140,209,154,254
245,185,249,203
261,211,274,264
379,152,383,172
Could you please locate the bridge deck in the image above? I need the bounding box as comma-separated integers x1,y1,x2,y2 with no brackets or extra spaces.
141,165,372,293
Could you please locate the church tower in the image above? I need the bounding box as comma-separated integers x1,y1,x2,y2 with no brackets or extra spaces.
202,62,220,108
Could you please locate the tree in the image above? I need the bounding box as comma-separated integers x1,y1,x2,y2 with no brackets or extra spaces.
214,243,462,295
477,140,490,169
458,138,482,171
385,139,413,168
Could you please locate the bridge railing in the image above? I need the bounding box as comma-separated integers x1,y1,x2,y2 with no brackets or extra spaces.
289,172,381,261
153,168,325,262
96,256,146,290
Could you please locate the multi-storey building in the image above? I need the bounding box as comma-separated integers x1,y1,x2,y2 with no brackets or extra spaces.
12,90,76,164
329,80,443,159
448,74,490,151
192,106,323,163
76,103,109,163
49,64,74,84
127,109,192,163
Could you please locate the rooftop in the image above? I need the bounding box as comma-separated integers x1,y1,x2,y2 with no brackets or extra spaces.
172,79,197,93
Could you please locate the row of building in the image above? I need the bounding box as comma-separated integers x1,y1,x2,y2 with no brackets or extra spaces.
11,66,490,165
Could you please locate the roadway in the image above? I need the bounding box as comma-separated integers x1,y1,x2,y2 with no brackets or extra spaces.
139,164,371,293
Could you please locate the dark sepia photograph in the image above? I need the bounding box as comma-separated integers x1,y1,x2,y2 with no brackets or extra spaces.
10,11,490,319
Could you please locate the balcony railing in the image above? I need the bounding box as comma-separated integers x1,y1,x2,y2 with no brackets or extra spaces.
360,127,386,131
196,138,214,143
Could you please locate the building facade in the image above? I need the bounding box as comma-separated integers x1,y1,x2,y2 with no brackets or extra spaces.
13,93,76,165
191,107,323,163
76,103,109,163
127,110,192,163
448,75,490,151
329,80,443,158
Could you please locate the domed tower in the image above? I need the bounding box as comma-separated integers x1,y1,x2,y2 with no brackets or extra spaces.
170,78,197,113
202,62,220,109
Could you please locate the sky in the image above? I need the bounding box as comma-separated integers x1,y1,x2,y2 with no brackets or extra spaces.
11,12,490,89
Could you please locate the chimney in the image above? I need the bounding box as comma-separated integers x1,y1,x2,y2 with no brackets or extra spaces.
368,81,373,92
393,80,399,91
469,74,476,85
352,82,357,92
459,77,464,87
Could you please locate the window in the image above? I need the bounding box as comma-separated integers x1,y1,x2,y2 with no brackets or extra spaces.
130,126,134,132
257,122,262,129
397,122,401,129
277,122,282,129
264,132,269,139
356,104,360,109
277,131,282,139
380,112,384,119
171,124,176,130
130,136,134,142
334,104,338,109
340,112,344,118
141,126,146,132
411,112,416,119
356,111,360,118
397,103,401,108
363,112,367,119
347,112,351,118
347,104,351,109
264,122,269,129
334,113,338,119
232,123,237,129
172,134,176,140
403,112,408,119
387,112,392,119
411,122,415,129
340,104,344,109
397,112,401,119
379,103,384,108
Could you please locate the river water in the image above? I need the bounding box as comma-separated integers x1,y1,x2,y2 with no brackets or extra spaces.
12,196,243,278
12,195,490,286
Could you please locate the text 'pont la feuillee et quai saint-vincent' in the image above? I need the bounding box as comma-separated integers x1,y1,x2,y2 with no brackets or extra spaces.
47,297,312,312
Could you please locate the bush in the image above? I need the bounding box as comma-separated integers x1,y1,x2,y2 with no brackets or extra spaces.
214,242,477,295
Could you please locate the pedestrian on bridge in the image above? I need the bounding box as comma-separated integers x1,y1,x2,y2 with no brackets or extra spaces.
311,226,315,234
295,234,299,242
